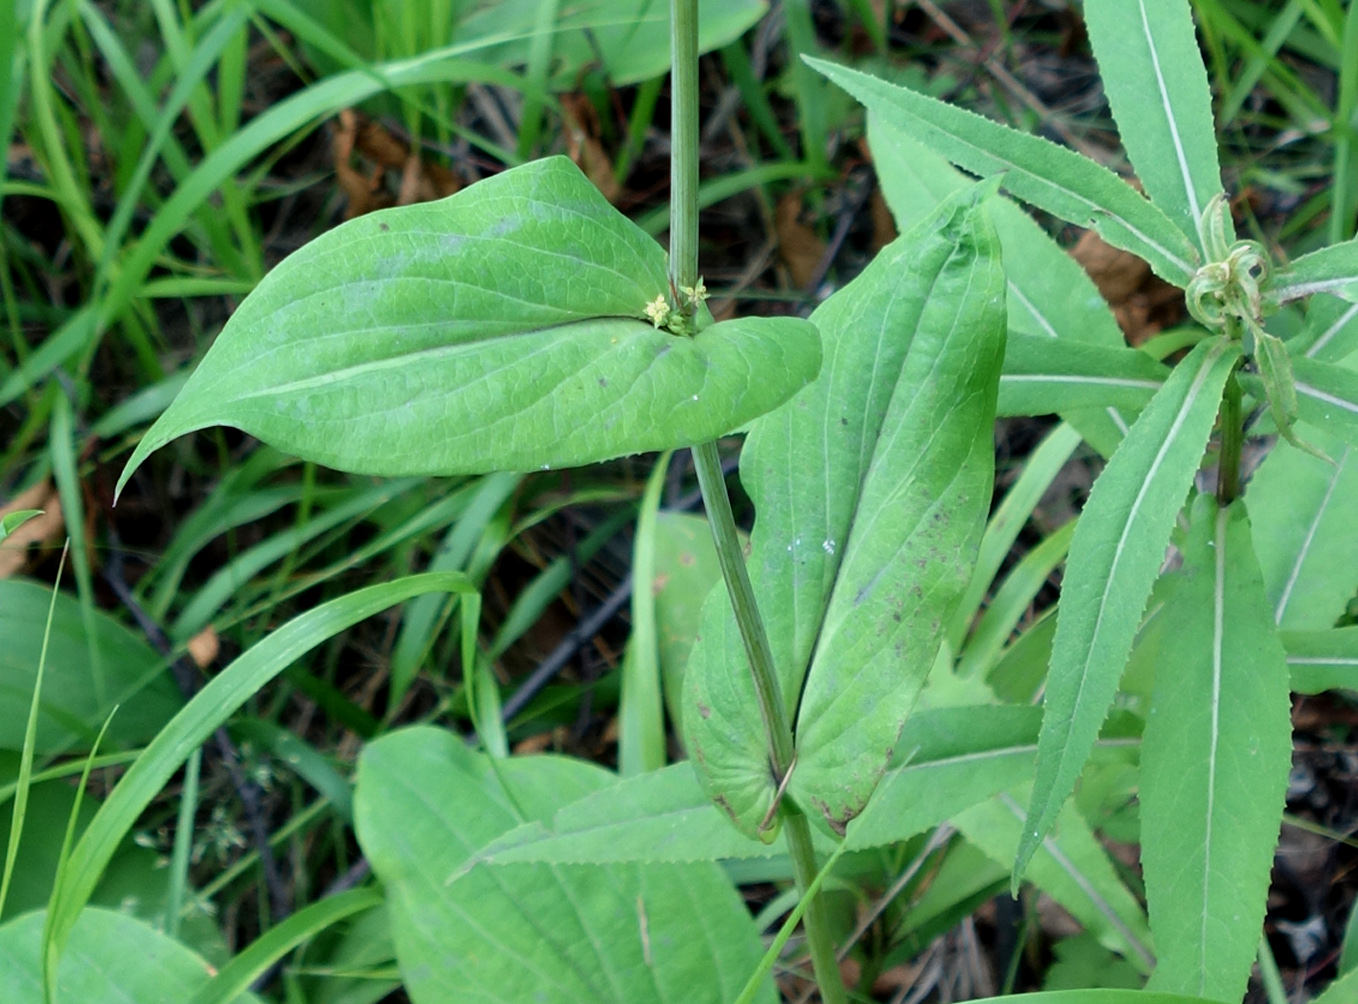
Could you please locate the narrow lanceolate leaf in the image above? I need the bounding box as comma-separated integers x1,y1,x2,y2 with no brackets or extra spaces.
1249,424,1358,630
999,334,1168,416
809,57,1200,285
1083,0,1224,250
1292,355,1358,447
684,183,1005,838
1269,237,1358,306
1141,497,1292,1001
1016,337,1240,882
1283,627,1358,694
116,157,819,495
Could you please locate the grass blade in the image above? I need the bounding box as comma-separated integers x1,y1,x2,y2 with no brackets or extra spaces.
40,572,473,971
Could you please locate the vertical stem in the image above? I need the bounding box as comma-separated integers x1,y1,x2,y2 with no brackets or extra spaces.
1217,370,1242,506
784,809,851,1004
691,440,794,773
670,4,845,1002
669,0,700,302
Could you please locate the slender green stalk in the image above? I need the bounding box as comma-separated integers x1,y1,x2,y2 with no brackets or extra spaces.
1218,370,1243,506
691,440,793,772
670,3,845,1001
670,0,701,302
783,809,849,1003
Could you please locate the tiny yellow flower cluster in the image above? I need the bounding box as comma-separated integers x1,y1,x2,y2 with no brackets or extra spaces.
643,279,709,336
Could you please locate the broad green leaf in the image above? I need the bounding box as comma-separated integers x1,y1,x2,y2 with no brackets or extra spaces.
1269,237,1358,305
1141,497,1292,1001
0,511,40,543
117,158,819,493
1292,355,1358,446
1248,425,1358,630
791,189,1005,831
1017,337,1240,881
869,113,1130,456
958,791,1153,971
42,573,472,975
0,908,258,1004
999,334,1169,416
684,183,1005,838
1283,627,1358,693
0,580,182,753
353,727,775,1004
1083,0,1224,249
811,57,1200,285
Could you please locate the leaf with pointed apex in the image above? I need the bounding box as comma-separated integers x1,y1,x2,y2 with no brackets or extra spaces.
354,727,776,1004
999,334,1168,416
1141,497,1291,1000
0,511,40,543
684,183,1005,838
1016,337,1240,884
1250,424,1358,631
1254,328,1328,460
1269,237,1358,305
116,157,819,496
474,706,1040,865
869,113,1130,457
1083,0,1224,250
809,56,1199,286
958,791,1153,972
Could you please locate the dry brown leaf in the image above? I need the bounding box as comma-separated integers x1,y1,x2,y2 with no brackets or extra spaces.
776,191,826,290
1070,230,1184,346
187,625,220,669
1071,229,1148,305
334,109,459,218
868,188,898,252
561,95,621,204
333,109,391,219
0,483,64,579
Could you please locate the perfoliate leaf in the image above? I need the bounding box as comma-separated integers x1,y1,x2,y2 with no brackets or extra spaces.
1141,497,1291,1001
117,158,819,495
353,727,776,1004
1016,337,1240,883
1083,0,1225,251
684,183,1005,838
809,56,1200,286
1269,237,1358,305
999,334,1168,416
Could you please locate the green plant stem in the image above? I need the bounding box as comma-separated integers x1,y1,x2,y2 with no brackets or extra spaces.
1218,369,1243,505
783,809,848,1004
669,0,700,301
691,440,794,772
670,3,844,1002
